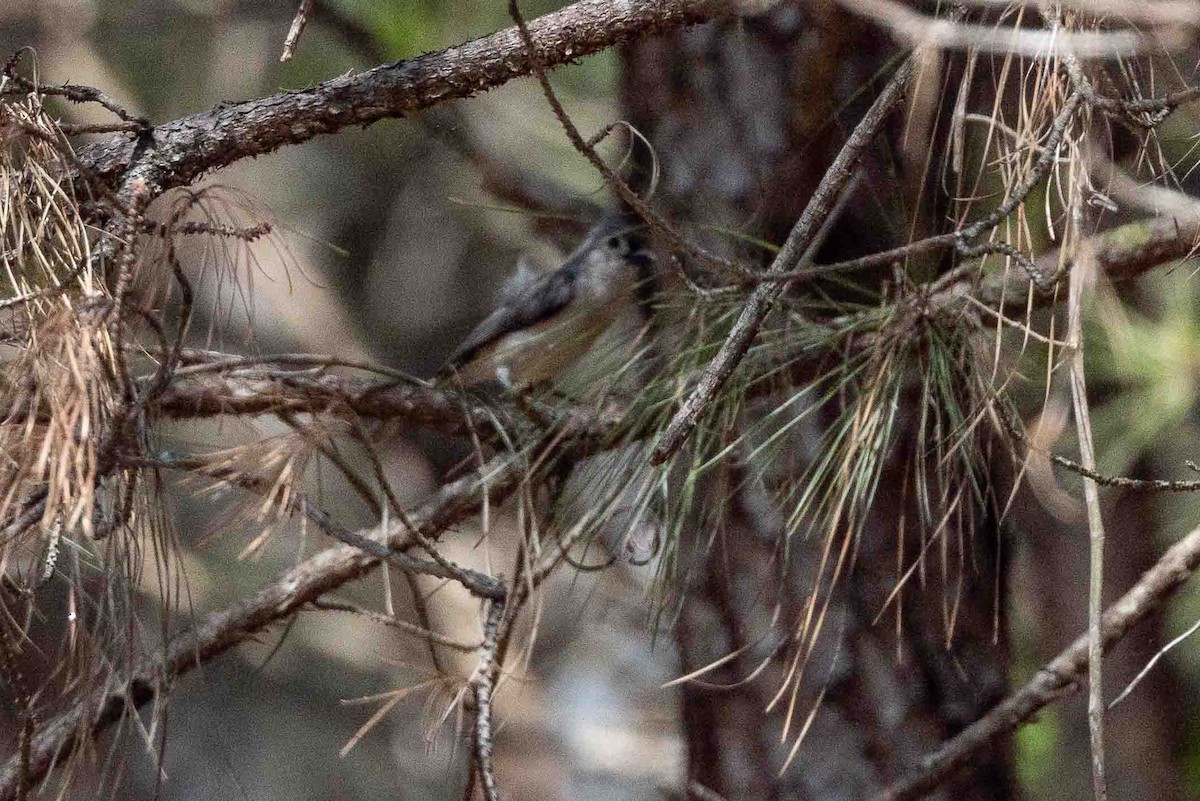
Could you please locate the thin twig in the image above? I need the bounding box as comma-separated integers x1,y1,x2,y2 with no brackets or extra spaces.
1089,85,1200,128
142,196,198,404
1049,454,1200,492
280,0,315,62
955,241,1045,287
1063,51,1107,801
140,219,273,241
471,601,505,801
1068,252,1107,801
310,600,482,652
1109,615,1200,709
1,61,150,129
171,350,428,385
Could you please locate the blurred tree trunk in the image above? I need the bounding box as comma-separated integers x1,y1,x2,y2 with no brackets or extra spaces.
622,4,1013,797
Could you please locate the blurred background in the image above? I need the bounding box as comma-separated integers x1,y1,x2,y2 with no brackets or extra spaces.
5,0,1200,799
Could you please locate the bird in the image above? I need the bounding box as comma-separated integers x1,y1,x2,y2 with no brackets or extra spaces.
438,213,654,391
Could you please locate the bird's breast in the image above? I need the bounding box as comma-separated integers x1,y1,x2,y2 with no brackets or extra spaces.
460,300,625,388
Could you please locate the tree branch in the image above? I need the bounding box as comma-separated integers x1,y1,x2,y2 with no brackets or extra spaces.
969,211,1200,307
155,372,507,439
74,0,729,197
651,51,916,465
876,520,1200,801
0,447,527,801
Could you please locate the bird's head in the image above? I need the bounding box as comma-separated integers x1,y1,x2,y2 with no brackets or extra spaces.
565,213,655,302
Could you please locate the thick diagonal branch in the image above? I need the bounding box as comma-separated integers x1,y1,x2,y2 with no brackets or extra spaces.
75,0,728,197
651,52,915,464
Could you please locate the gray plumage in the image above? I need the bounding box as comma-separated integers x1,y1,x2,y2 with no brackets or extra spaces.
443,261,577,370
440,214,651,389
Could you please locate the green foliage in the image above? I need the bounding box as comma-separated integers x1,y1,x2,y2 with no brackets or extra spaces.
1015,705,1062,795
91,9,215,116
1086,272,1200,477
333,0,445,56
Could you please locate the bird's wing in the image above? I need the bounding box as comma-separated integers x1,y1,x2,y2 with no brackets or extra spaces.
442,267,576,371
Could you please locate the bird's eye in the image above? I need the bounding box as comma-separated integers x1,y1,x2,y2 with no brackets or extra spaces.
605,235,624,251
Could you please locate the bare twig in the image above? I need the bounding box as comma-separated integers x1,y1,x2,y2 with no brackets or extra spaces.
1,57,149,129
280,0,315,62
1042,212,1200,283
142,197,199,404
471,601,505,801
997,389,1200,491
1048,454,1200,492
1059,56,1108,799
970,212,1200,307
876,520,1200,801
1067,246,1108,801
152,372,505,439
143,219,273,241
171,350,426,384
1089,85,1200,127
1109,615,1200,709
309,599,482,652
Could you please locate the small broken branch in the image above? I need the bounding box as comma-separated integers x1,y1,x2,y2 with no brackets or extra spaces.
280,0,315,62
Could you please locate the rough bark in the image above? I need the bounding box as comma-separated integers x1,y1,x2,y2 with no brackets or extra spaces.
73,0,729,197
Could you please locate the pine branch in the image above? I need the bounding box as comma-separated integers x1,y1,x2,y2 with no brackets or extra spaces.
0,449,524,800
73,0,730,198
651,51,916,465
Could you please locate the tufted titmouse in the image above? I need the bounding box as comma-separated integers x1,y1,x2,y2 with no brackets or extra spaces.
439,213,654,390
